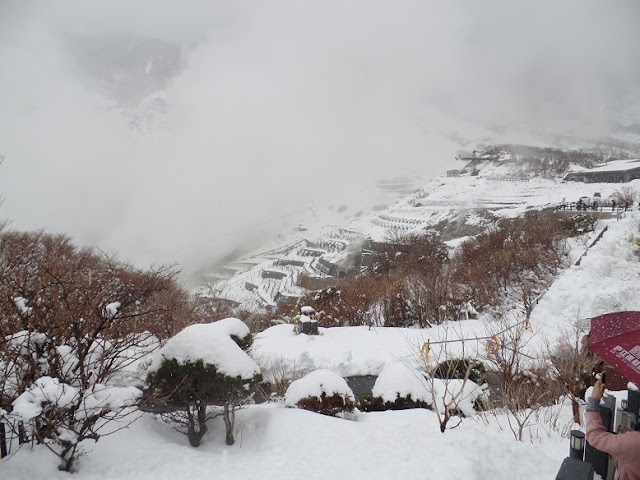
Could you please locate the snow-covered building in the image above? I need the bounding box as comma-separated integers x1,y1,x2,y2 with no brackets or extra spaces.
564,159,640,183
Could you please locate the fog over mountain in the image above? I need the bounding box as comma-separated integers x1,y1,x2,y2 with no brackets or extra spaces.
1,0,639,279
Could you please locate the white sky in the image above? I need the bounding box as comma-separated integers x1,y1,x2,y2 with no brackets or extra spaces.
1,0,639,277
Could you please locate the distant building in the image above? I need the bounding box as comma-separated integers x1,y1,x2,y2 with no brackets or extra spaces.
564,159,640,183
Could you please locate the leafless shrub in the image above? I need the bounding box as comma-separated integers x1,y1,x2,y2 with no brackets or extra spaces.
454,213,569,313
370,231,448,277
239,311,277,333
611,185,638,206
417,324,488,433
307,274,381,327
302,211,571,330
260,357,305,399
542,320,601,424
481,317,556,441
0,230,191,470
295,393,355,417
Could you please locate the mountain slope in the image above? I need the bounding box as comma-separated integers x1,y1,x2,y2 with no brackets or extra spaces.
197,148,639,312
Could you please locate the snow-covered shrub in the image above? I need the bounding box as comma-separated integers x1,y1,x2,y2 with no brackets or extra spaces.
558,213,597,237
455,213,569,310
365,362,433,412
366,362,488,428
145,319,262,446
432,358,486,385
358,393,432,412
0,230,191,470
285,369,355,416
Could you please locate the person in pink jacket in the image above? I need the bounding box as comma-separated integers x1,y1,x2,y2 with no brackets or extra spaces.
586,376,640,480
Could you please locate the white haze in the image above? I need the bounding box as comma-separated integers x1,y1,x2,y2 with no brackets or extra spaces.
0,0,639,279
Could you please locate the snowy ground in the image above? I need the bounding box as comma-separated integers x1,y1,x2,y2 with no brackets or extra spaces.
253,321,489,381
2,402,573,480
530,209,640,345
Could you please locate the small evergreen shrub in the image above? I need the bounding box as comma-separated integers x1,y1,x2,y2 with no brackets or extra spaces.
145,357,262,447
285,369,355,417
357,393,432,412
230,332,253,351
295,392,356,417
559,214,597,236
432,358,486,385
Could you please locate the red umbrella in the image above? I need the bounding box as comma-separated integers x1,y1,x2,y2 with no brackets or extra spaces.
590,311,640,387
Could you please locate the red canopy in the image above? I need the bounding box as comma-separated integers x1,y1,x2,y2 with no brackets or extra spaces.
590,311,640,387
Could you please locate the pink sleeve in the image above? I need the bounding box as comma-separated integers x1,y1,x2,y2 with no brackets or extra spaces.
585,411,638,461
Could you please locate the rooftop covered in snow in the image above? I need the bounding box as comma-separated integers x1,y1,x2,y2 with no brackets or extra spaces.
564,159,640,183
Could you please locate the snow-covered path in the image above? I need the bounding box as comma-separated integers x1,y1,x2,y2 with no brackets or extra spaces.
530,210,640,346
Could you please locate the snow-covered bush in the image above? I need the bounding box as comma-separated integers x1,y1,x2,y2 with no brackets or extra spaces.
432,358,487,386
558,213,597,237
358,395,428,412
0,230,191,471
285,369,355,416
366,362,487,429
145,319,262,446
361,362,433,412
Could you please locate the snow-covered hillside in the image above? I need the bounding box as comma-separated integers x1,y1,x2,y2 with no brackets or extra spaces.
530,210,640,343
199,153,640,312
5,207,640,479
250,209,640,378
4,168,640,480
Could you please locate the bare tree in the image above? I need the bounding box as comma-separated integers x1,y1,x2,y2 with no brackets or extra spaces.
543,320,600,424
611,185,638,207
482,317,556,441
454,213,568,313
0,230,189,471
418,324,487,433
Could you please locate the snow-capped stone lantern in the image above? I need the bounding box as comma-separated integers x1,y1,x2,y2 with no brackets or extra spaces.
293,306,319,335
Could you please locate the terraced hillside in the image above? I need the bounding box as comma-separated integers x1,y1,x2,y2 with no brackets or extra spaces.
196,149,639,312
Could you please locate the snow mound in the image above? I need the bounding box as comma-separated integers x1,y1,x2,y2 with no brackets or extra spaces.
12,376,78,421
372,362,487,416
151,318,260,379
103,301,121,318
285,369,355,406
75,384,142,420
372,362,430,403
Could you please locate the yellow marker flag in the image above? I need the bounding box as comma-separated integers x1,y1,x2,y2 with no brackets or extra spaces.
421,342,430,363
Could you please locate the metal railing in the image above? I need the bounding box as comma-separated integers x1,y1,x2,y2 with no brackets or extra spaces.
575,226,609,267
